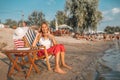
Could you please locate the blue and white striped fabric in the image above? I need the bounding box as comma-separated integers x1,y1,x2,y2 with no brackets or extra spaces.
25,28,40,46
25,28,53,60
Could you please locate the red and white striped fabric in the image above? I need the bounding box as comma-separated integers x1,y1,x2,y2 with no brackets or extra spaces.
14,39,25,48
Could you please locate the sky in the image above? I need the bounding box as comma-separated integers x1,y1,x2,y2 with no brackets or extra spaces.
0,0,65,22
98,0,120,31
0,0,120,31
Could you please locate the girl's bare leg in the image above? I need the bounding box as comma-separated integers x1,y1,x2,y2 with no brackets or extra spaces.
54,52,66,74
60,52,72,69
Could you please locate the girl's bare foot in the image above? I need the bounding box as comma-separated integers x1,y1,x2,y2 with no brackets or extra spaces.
63,64,72,70
54,68,66,74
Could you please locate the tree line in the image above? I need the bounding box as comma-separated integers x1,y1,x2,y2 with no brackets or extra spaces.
3,11,46,28
104,26,120,34
50,0,103,33
2,0,103,34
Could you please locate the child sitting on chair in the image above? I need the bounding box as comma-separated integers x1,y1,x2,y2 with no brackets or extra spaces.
32,22,72,74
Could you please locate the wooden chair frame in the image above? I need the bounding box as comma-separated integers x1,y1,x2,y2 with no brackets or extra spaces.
23,36,51,71
2,29,51,78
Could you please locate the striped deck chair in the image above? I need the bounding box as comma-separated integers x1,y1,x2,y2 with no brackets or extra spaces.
23,28,51,70
2,28,51,78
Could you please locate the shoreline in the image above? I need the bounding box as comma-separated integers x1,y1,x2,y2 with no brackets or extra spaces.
96,44,120,80
63,41,114,80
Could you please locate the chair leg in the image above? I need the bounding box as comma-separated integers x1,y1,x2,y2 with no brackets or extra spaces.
8,57,19,77
26,65,33,78
32,60,39,73
28,53,39,73
31,59,39,73
6,53,21,71
26,53,39,78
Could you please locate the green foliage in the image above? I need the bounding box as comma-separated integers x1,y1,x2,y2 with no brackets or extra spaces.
4,19,17,28
3,0,102,31
50,19,56,29
28,11,46,26
0,19,1,23
55,11,67,25
18,20,23,27
104,26,120,34
65,0,102,33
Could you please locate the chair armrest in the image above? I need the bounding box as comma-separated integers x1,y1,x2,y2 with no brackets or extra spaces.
38,45,46,49
30,45,47,59
30,45,46,50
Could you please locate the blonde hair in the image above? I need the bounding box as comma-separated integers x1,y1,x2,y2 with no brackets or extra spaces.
38,22,50,33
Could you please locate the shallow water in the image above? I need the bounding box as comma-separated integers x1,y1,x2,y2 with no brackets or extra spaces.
96,40,120,80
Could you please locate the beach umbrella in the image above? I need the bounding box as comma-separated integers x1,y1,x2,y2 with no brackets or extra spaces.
58,24,73,30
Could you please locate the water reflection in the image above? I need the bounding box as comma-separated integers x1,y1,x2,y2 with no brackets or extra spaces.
96,40,120,80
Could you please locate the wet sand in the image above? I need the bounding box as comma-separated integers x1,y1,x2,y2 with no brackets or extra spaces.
0,28,114,80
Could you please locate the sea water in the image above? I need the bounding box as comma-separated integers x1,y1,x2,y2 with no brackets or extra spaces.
96,40,120,80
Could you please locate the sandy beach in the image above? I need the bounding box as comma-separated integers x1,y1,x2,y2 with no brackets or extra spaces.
0,28,114,80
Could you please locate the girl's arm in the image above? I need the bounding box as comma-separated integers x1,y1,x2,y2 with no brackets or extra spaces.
32,32,41,47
